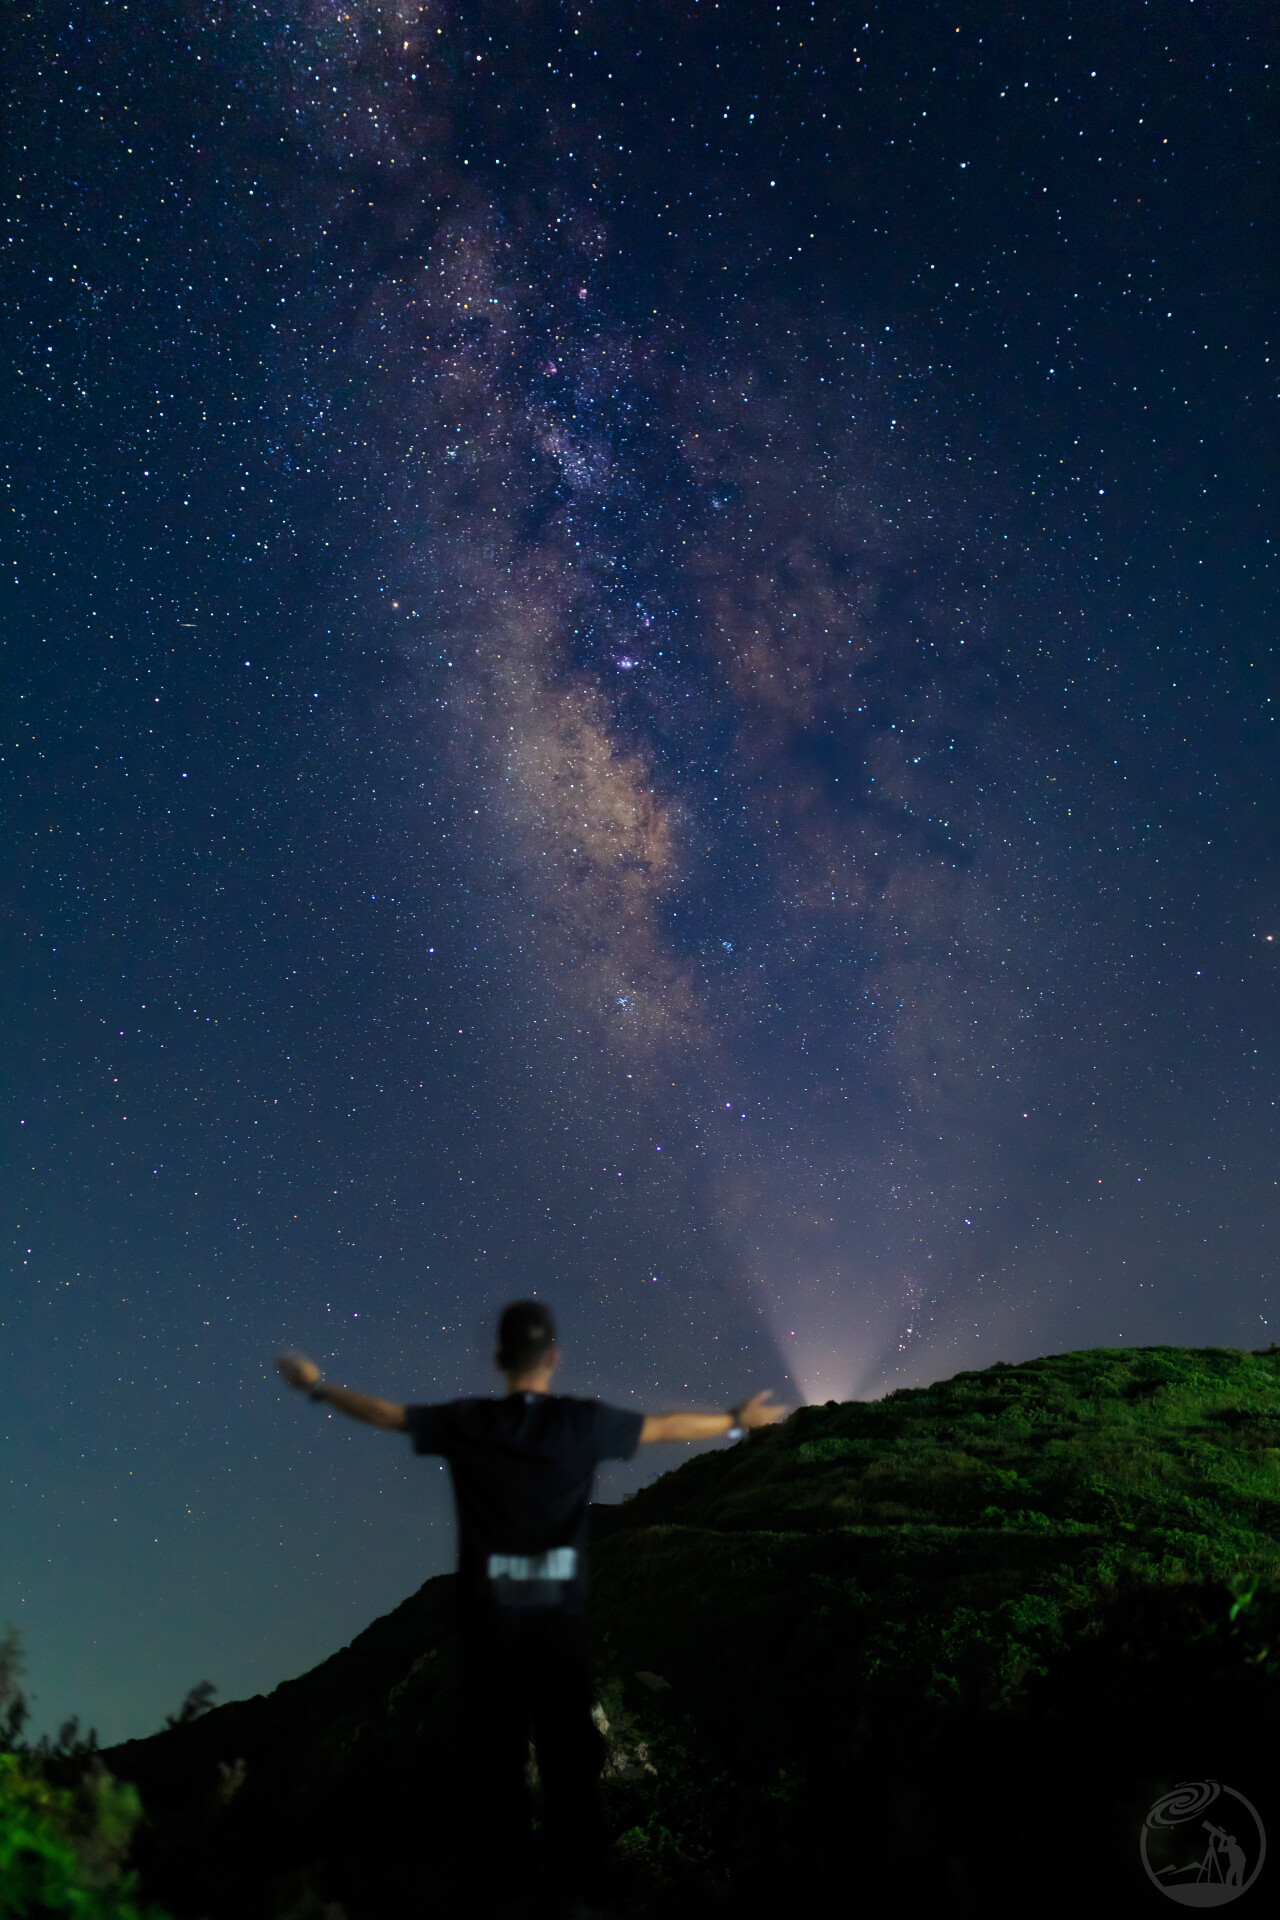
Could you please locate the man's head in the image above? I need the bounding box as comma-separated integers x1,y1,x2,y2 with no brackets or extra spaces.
495,1299,559,1389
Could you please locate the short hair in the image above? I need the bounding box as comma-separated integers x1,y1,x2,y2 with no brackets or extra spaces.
496,1299,557,1373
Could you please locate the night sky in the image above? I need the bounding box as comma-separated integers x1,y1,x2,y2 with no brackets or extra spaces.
3,0,1276,1744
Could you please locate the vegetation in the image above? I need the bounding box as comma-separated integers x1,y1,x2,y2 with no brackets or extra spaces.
100,1345,1280,1916
0,1753,175,1920
598,1338,1280,1721
0,1630,178,1920
588,1342,1280,1910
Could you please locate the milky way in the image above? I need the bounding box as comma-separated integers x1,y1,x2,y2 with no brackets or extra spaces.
254,0,1125,1397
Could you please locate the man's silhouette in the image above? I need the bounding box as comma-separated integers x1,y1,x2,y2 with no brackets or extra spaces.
1203,1823,1247,1887
275,1300,784,1915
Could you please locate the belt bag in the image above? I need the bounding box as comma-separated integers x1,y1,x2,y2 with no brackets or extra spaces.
486,1546,578,1609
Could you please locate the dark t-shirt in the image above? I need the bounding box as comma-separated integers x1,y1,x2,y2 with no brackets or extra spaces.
405,1392,644,1611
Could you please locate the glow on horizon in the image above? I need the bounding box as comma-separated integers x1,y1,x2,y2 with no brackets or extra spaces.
769,1305,887,1407
761,1268,949,1406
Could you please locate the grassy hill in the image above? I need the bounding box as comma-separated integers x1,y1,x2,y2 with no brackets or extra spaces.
104,1344,1280,1917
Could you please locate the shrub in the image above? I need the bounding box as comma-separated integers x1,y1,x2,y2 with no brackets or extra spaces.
0,1635,176,1920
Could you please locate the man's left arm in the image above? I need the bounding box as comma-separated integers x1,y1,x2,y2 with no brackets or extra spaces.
275,1352,408,1431
640,1390,785,1442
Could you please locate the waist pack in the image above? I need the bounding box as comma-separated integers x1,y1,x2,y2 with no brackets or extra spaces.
486,1546,578,1609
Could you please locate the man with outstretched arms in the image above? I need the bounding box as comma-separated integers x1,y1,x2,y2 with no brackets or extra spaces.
274,1299,785,1916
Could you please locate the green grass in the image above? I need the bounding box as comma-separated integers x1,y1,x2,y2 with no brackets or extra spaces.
623,1343,1280,1549
584,1344,1280,1910
593,1343,1280,1723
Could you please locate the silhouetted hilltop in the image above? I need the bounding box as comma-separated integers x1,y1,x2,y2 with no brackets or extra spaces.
107,1345,1280,1918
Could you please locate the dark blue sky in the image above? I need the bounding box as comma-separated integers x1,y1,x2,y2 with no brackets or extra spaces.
2,0,1276,1743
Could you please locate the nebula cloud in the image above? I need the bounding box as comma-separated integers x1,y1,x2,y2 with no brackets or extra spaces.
258,0,1081,1389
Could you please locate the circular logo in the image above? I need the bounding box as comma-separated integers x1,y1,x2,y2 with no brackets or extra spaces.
1141,1781,1266,1906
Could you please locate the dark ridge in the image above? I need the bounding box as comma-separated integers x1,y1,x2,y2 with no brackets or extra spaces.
104,1344,1280,1917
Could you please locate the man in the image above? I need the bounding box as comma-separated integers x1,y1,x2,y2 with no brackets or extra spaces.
274,1300,784,1916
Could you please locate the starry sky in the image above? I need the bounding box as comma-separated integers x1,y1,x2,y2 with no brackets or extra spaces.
3,0,1277,1743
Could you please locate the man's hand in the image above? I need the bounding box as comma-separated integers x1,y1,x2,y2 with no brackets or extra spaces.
275,1352,321,1392
736,1389,785,1430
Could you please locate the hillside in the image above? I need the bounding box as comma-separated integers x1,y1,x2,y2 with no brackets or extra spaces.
106,1345,1280,1917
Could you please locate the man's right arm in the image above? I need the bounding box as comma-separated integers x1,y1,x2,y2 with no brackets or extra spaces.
640,1389,784,1443
274,1353,408,1431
